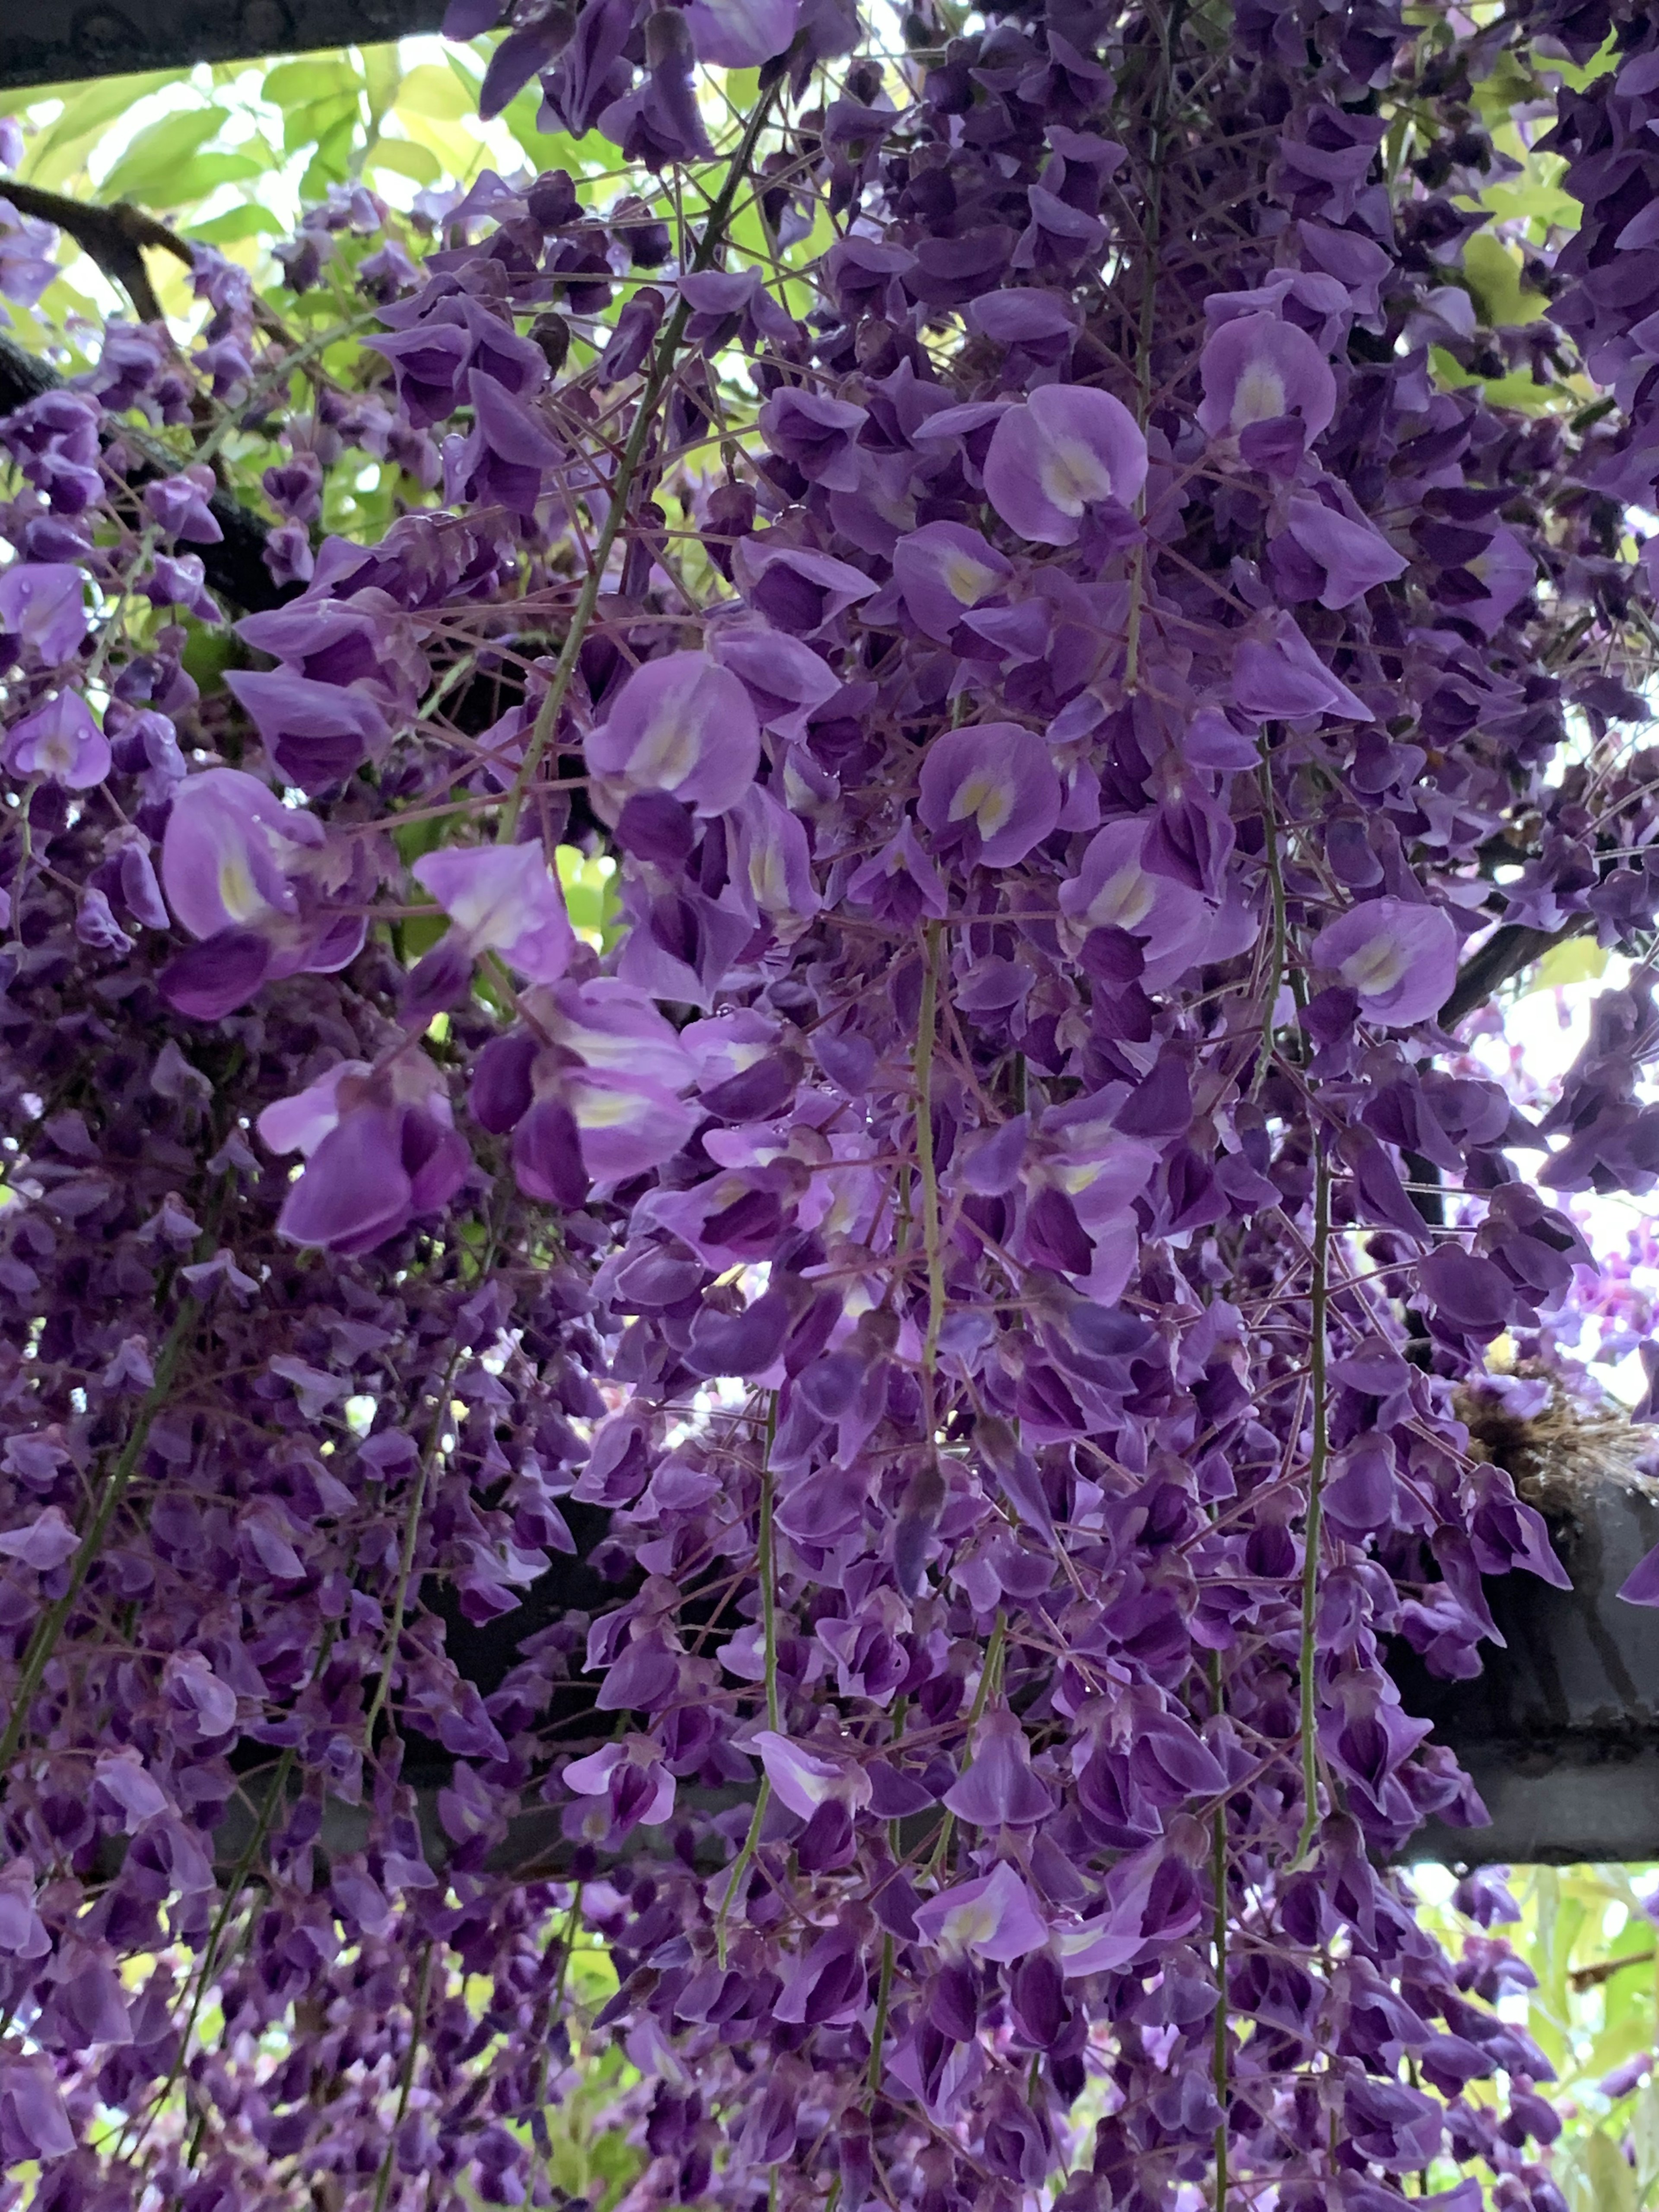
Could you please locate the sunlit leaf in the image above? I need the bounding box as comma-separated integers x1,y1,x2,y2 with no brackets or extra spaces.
1526,939,1608,994
397,64,478,122
101,108,227,203
264,57,362,111
1463,231,1551,328
369,137,444,186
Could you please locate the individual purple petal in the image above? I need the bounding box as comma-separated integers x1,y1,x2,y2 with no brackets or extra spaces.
0,563,86,663
710,620,839,741
1620,1538,1659,1606
892,523,1014,642
1231,614,1373,724
942,1707,1056,1826
753,1730,872,1818
587,651,760,815
160,768,319,940
1310,897,1456,1025
512,1095,590,1207
224,669,388,793
732,783,820,927
1418,1246,1516,1339
1197,312,1337,458
3,692,109,788
1461,525,1536,638
1284,495,1408,608
914,1861,1049,1964
0,1507,79,1570
918,723,1061,869
983,383,1147,545
450,369,563,518
413,843,573,984
684,0,800,64
564,1069,699,1183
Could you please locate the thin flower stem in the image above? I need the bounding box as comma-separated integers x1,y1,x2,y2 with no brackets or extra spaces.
922,1610,1006,1882
371,1943,435,2212
362,1349,463,1751
1210,1653,1229,2212
1252,739,1293,1099
717,1396,781,1965
1294,1148,1332,1865
0,1283,204,1776
499,74,788,839
760,1396,780,1735
867,1933,895,2097
914,919,947,1375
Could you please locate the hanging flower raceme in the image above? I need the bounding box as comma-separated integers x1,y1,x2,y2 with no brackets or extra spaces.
4,1,1659,2207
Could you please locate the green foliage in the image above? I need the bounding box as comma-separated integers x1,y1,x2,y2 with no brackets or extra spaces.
1415,1863,1659,2205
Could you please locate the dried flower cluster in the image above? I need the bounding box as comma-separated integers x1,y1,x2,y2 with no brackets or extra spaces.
3,0,1659,2205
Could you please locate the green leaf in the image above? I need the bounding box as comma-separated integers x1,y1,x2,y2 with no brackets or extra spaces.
1463,231,1551,328
178,619,240,696
361,44,404,129
263,57,362,111
369,137,443,186
22,71,178,162
284,93,361,161
187,205,287,243
393,810,458,867
1634,2075,1659,2192
301,112,359,195
155,152,273,203
397,64,477,121
102,108,227,203
1582,2132,1638,2212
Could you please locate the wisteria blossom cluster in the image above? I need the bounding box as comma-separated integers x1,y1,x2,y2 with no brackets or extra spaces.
3,0,1659,2205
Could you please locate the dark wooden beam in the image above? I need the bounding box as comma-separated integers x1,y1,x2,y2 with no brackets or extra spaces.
1398,1479,1659,1864
0,0,450,93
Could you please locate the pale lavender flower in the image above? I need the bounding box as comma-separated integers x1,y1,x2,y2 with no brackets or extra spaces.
3,692,109,788
983,383,1147,545
1310,897,1458,1025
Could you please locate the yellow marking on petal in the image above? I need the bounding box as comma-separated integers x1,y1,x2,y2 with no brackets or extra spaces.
943,553,998,605
630,702,703,788
1231,362,1287,429
218,854,264,923
1340,936,1407,998
570,1086,642,1130
1085,861,1155,932
1037,437,1114,516
950,772,1015,839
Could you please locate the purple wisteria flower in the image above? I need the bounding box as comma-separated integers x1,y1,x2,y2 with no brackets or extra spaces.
224,669,390,792
413,842,574,989
891,522,1014,642
586,650,760,814
1198,311,1337,472
918,722,1061,868
1281,493,1408,608
2,691,108,788
159,768,363,1015
684,0,800,64
0,563,86,664
983,382,1147,545
914,1863,1049,1963
258,1049,470,1254
1309,897,1458,1026
142,467,222,543
1059,816,1217,987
